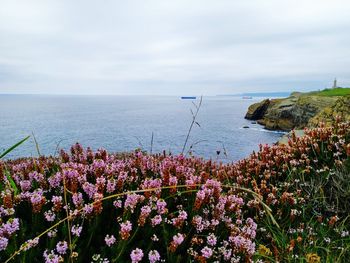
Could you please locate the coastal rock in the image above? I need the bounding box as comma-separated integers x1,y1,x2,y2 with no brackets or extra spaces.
308,96,350,127
245,92,342,131
245,99,271,120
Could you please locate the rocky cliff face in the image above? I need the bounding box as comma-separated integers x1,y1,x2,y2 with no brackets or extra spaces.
308,96,350,127
245,93,347,131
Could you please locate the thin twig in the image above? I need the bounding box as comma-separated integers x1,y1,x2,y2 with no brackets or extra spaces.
54,139,64,157
181,96,203,155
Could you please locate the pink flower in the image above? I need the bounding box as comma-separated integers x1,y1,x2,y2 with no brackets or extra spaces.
172,233,184,245
156,199,167,214
130,248,144,263
82,182,97,199
72,192,83,207
83,204,94,215
151,215,162,226
71,225,82,237
113,200,122,208
56,241,68,255
148,250,160,263
201,246,213,258
207,233,217,246
43,250,60,263
106,179,116,193
44,210,56,222
125,194,144,213
30,192,44,205
19,180,31,191
120,220,132,240
1,218,20,236
0,237,8,251
105,234,116,247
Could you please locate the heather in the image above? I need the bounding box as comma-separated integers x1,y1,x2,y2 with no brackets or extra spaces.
0,121,350,262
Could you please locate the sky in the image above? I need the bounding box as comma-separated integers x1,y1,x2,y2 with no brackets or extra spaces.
1,0,350,95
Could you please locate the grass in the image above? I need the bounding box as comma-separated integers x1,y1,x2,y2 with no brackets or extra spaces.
310,88,350,97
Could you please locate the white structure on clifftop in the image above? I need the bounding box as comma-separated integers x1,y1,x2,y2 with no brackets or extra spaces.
332,78,337,89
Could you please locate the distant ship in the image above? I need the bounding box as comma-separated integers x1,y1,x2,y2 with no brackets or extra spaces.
181,96,197,99
242,96,253,99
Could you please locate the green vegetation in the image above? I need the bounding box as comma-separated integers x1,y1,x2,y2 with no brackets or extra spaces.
310,87,350,97
1,121,350,262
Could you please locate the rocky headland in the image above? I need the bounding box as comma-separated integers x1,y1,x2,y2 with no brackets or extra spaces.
245,88,350,131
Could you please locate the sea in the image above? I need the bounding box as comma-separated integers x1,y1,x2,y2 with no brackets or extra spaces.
0,95,286,162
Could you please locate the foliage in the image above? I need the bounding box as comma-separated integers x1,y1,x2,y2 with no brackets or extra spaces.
1,121,350,262
311,88,350,97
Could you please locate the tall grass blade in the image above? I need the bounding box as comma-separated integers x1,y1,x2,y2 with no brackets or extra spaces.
0,135,30,159
32,132,41,156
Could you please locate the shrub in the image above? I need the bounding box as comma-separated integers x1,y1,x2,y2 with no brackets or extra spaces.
1,121,350,262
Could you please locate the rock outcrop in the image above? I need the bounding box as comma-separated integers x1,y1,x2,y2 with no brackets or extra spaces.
308,96,350,127
245,99,271,120
245,92,348,131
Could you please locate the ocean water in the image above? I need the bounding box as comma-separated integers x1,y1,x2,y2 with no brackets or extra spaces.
0,95,285,162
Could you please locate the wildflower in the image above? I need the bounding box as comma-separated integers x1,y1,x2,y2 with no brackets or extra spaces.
71,225,82,237
148,250,161,263
138,205,152,226
83,203,94,215
169,233,185,252
341,231,349,237
306,253,321,263
207,233,217,246
30,191,46,212
1,218,20,235
151,234,159,242
106,179,116,193
43,250,61,263
120,220,132,240
172,210,187,228
130,248,144,263
105,234,116,247
20,180,32,191
52,196,63,211
82,182,97,199
125,194,145,213
173,233,185,245
113,200,122,208
44,210,56,222
151,215,162,227
72,192,83,207
156,199,167,214
258,244,272,256
56,241,68,255
0,237,8,251
48,229,57,238
201,246,213,258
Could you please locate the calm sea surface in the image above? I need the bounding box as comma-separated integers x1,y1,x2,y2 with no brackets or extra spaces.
0,95,284,161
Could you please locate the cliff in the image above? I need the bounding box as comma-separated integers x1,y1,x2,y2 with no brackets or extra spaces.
245,88,350,131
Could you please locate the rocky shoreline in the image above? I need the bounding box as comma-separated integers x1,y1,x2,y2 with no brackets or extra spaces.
245,90,350,131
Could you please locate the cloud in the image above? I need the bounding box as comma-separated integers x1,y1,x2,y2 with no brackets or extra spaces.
0,0,350,95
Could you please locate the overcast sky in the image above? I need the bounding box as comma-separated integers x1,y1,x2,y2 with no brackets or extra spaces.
1,0,350,95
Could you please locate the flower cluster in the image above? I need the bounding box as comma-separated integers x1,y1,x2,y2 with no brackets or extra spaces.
0,121,349,262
